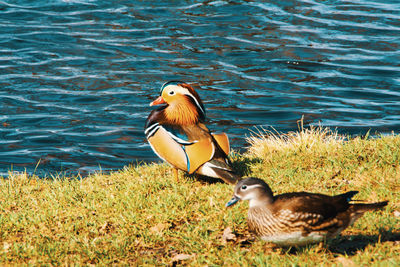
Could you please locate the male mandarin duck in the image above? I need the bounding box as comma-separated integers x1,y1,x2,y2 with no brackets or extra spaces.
226,178,388,246
145,81,240,184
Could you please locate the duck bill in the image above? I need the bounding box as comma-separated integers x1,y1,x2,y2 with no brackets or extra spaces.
150,96,166,106
226,196,240,207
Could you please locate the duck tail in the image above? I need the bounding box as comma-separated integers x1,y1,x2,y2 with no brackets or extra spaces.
197,159,241,184
352,201,388,212
212,167,241,185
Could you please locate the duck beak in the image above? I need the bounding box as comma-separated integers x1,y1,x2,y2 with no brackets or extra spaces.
150,96,166,106
226,195,240,207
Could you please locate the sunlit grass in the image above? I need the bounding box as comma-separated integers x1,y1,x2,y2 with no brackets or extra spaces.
0,126,399,265
246,121,344,159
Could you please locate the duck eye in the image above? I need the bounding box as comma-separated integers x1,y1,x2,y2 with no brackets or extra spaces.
241,185,247,190
168,91,175,95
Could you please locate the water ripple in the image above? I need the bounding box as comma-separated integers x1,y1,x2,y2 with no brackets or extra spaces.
0,0,399,176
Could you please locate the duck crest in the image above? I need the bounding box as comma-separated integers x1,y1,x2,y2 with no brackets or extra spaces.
178,83,205,112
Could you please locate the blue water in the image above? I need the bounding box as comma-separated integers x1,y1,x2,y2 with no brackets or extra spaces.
1,0,400,176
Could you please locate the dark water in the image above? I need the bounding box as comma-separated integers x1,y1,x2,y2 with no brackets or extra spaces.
1,0,399,176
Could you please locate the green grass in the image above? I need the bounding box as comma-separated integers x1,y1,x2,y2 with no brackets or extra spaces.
0,126,399,265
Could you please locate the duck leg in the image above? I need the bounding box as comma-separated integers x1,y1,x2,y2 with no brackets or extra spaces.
173,168,179,182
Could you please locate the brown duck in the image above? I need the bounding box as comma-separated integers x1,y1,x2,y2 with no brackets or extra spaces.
226,177,388,246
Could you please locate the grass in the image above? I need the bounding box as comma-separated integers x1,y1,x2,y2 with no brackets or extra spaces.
0,125,399,266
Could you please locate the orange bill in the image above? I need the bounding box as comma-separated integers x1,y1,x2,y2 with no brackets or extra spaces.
150,96,166,106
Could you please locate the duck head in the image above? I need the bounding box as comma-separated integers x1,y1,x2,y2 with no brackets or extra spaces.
226,178,274,208
150,81,206,125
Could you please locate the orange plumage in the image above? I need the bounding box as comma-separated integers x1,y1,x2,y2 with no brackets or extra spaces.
145,81,240,184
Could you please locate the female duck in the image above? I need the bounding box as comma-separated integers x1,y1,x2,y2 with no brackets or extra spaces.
145,81,240,184
227,178,388,246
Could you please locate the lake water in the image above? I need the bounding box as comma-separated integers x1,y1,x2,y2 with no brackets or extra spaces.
1,0,399,176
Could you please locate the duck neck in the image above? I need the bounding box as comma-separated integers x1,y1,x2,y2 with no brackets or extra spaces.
163,102,199,125
249,195,273,208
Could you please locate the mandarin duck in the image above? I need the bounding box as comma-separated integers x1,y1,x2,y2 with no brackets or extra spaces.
226,178,388,246
145,81,240,184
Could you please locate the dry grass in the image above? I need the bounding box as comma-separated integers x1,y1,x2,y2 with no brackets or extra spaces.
246,121,344,159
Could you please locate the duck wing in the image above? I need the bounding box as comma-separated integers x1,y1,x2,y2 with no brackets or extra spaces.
145,122,215,174
211,133,230,156
271,191,360,232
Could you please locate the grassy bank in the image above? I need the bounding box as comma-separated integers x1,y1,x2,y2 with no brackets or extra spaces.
0,127,399,266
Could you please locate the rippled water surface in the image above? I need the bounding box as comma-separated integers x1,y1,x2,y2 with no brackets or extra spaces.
1,0,399,176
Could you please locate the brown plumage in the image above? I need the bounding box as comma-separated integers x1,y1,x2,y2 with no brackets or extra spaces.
226,178,388,246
